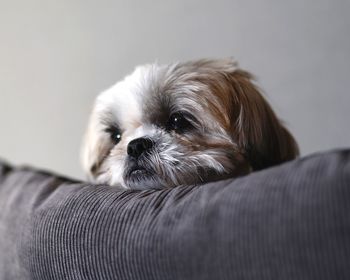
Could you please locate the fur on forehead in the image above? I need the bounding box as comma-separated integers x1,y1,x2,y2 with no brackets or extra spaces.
96,58,240,131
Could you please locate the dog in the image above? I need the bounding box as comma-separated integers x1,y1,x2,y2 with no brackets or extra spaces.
82,58,299,190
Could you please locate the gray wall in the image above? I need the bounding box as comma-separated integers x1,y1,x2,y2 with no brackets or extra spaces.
0,0,349,180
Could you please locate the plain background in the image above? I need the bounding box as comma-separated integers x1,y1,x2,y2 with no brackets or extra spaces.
0,0,349,180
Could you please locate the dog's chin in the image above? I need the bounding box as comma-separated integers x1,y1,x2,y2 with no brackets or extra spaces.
123,163,165,190
122,162,237,190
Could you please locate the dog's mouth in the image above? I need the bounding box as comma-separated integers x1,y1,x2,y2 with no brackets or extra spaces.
127,165,151,177
124,163,159,190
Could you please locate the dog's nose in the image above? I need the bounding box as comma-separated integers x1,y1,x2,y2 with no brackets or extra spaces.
127,137,154,159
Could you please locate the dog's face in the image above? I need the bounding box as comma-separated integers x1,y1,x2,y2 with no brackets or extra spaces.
82,59,298,189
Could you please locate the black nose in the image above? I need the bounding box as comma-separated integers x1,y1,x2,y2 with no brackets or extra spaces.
127,137,154,159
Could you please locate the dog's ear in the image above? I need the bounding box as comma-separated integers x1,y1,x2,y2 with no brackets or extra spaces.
81,108,113,180
227,69,299,170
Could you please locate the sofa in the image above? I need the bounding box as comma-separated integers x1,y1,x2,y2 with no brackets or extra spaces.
0,149,349,280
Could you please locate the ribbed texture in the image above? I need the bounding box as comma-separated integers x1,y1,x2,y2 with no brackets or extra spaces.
0,149,349,280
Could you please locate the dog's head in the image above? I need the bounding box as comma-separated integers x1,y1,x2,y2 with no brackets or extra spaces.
82,59,298,189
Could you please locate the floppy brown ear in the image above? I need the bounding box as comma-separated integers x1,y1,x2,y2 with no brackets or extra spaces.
228,69,299,170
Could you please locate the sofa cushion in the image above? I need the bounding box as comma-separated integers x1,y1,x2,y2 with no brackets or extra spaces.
0,149,350,280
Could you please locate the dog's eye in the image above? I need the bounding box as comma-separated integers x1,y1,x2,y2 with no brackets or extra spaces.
166,112,193,133
106,127,122,144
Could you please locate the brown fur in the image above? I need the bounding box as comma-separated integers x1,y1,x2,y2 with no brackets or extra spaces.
195,66,299,170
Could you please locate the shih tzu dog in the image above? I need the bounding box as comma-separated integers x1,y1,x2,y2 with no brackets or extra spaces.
82,58,299,190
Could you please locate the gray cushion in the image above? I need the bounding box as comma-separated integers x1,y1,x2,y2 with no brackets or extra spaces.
0,150,350,280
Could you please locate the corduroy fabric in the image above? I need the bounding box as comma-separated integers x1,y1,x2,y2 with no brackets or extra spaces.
0,149,350,280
